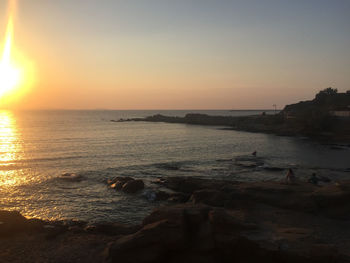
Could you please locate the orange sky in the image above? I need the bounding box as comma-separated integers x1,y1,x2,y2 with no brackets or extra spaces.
0,0,349,109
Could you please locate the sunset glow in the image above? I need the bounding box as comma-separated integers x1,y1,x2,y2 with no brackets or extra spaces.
0,15,21,98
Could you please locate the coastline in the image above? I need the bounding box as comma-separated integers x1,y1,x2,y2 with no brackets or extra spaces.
1,176,350,262
115,113,350,144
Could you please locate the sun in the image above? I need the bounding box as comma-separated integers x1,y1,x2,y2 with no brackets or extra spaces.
0,60,21,98
0,14,22,98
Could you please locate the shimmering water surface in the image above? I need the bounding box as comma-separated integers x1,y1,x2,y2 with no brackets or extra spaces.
0,110,349,223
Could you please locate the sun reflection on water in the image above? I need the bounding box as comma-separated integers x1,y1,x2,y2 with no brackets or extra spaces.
0,110,25,187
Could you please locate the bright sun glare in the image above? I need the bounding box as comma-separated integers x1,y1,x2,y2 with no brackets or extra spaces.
0,15,21,98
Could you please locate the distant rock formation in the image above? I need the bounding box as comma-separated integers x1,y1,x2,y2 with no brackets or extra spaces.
114,88,350,143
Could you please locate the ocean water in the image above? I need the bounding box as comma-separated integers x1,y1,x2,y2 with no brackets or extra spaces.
0,109,349,224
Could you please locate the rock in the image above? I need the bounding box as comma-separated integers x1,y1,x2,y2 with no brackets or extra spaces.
85,223,140,236
44,225,68,240
122,179,145,193
110,181,124,190
190,189,228,207
108,176,134,186
0,210,28,236
59,173,84,182
26,218,45,232
106,220,187,263
142,204,210,226
155,191,170,201
308,244,340,262
168,192,190,203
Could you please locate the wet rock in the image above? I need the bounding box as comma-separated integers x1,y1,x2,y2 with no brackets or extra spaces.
110,181,124,190
108,176,134,186
122,179,145,193
59,173,84,182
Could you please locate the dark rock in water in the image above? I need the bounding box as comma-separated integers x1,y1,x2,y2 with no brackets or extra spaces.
108,176,134,185
234,156,264,168
122,179,145,193
59,173,84,182
156,162,181,170
263,166,285,171
115,181,124,190
110,181,124,190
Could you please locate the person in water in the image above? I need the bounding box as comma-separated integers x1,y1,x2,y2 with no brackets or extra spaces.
286,168,296,184
252,151,257,156
308,173,319,185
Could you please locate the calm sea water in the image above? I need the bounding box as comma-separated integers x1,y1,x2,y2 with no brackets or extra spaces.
0,110,349,223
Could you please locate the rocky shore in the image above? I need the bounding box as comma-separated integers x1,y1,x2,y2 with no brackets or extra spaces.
1,176,350,262
115,113,350,144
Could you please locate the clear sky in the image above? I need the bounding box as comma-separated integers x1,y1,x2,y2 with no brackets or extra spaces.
1,0,349,109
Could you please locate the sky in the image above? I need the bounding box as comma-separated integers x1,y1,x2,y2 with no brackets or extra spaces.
0,0,349,109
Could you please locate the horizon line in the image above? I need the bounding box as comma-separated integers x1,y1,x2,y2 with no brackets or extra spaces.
1,108,282,111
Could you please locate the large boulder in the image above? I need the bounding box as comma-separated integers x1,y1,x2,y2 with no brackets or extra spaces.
122,180,145,193
0,210,44,236
108,176,134,186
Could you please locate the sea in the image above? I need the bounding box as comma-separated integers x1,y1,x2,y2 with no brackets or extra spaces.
0,110,349,224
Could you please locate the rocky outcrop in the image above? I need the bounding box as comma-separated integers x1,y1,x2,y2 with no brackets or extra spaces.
0,210,44,237
122,180,145,193
156,177,350,220
114,90,350,143
2,177,350,262
106,203,345,263
108,177,145,193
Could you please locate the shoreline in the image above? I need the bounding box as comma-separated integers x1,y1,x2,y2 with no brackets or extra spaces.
115,113,350,145
1,176,350,262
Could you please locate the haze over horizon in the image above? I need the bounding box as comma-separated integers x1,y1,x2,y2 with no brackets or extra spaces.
0,0,349,110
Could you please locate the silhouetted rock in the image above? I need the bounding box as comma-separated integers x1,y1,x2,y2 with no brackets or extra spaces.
108,176,134,186
122,179,145,193
0,210,29,236
59,172,84,182
190,189,229,207
85,222,141,236
116,89,350,143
